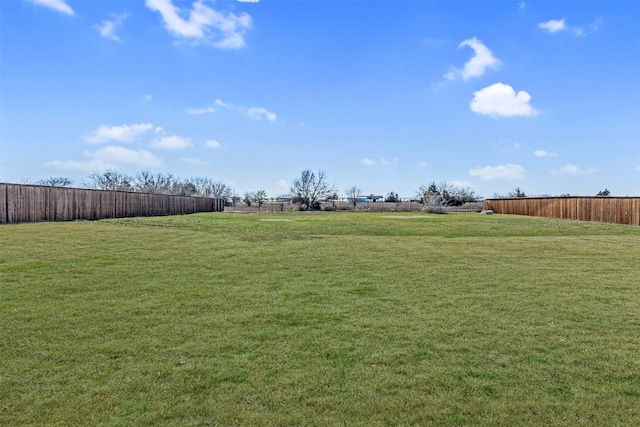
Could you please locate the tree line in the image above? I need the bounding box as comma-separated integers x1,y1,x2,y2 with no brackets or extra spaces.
30,169,612,211
33,170,233,199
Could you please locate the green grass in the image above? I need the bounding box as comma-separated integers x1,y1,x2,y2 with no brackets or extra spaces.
1,212,639,426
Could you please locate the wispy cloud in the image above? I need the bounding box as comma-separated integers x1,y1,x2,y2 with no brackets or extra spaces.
143,95,153,103
551,164,597,176
205,139,221,148
470,83,538,117
361,158,376,166
469,164,525,180
247,107,277,122
47,146,164,171
534,150,558,158
94,13,130,41
45,159,110,172
87,146,164,168
380,158,398,167
187,106,215,115
444,37,500,81
29,0,74,16
539,18,602,36
84,123,155,144
215,99,230,108
145,0,252,48
214,99,276,122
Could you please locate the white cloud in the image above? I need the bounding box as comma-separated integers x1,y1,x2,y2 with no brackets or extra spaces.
205,139,221,148
143,95,153,102
94,13,129,41
187,106,215,115
247,107,277,122
534,150,558,158
469,164,525,180
551,163,597,176
48,146,166,170
380,157,398,166
470,83,538,117
444,37,500,81
418,161,428,168
84,123,155,144
151,135,193,150
237,0,259,3
538,19,566,33
145,0,251,48
30,0,74,16
87,146,164,168
277,179,289,189
361,158,376,166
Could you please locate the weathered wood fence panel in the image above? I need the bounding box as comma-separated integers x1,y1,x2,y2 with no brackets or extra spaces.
0,183,224,224
484,197,640,226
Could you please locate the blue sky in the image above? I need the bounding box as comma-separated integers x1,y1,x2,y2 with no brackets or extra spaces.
1,0,639,198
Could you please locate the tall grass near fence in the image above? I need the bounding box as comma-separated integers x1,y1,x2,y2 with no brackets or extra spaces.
0,183,224,224
485,197,640,226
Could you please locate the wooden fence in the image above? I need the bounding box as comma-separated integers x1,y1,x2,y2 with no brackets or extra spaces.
0,183,225,224
484,197,640,226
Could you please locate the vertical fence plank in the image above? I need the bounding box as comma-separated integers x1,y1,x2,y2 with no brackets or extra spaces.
0,184,7,224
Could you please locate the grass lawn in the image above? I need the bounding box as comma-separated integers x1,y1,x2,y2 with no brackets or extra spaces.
1,212,639,425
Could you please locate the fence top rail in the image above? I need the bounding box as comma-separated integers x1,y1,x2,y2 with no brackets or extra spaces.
0,182,219,200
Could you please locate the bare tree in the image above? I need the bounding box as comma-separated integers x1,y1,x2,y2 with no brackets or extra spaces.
35,177,73,187
209,181,233,201
417,182,445,213
417,182,477,212
290,169,336,210
134,171,174,194
170,181,198,196
252,190,268,211
345,186,361,210
86,169,133,191
186,178,233,200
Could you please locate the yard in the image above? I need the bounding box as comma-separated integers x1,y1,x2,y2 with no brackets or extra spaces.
1,212,639,425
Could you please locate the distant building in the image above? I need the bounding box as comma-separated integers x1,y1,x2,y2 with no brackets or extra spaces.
347,195,384,204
